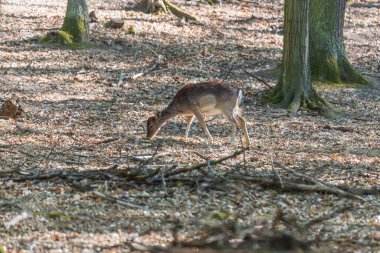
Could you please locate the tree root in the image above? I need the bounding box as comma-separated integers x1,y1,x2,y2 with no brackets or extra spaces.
339,57,369,84
39,30,96,48
141,0,197,21
264,85,334,116
39,30,73,45
163,0,197,21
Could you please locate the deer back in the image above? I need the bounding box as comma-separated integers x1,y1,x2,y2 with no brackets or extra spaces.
172,81,240,115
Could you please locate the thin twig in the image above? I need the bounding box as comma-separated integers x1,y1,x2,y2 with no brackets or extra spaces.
274,160,325,186
243,69,273,89
220,65,234,84
136,141,162,170
160,168,168,196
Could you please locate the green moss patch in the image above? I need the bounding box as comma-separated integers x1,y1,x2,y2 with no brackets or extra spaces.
57,30,74,45
61,16,88,42
128,25,136,35
39,30,99,49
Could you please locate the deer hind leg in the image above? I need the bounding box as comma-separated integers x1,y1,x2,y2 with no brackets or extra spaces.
184,115,195,141
236,114,251,148
192,108,213,144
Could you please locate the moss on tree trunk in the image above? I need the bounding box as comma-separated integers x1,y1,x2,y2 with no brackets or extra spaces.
309,0,367,84
61,0,90,43
265,0,332,115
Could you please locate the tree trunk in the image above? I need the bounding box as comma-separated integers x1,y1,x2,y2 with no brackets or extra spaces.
61,0,90,43
265,0,331,115
309,0,367,84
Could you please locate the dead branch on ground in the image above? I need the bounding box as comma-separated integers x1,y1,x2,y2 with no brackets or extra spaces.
166,148,248,177
231,173,366,201
6,145,373,202
273,160,366,201
273,204,351,233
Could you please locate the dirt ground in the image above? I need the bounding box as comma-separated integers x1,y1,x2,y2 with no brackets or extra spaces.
0,0,379,252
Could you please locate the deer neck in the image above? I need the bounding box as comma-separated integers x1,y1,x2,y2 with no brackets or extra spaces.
157,105,178,125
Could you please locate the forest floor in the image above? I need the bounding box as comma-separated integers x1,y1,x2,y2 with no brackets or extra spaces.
0,0,379,252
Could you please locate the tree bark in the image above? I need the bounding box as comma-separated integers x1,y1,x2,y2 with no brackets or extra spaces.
265,0,331,115
309,0,367,84
61,0,90,43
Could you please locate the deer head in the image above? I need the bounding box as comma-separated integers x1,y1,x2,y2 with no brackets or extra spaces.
146,111,162,139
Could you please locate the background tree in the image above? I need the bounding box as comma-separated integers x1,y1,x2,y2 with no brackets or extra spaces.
61,0,90,43
265,0,330,114
40,0,89,45
309,0,367,84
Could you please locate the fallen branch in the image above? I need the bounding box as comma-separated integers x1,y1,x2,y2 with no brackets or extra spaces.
12,171,66,182
232,173,365,201
167,148,247,177
274,204,351,233
302,205,351,230
273,160,366,201
322,124,355,133
93,137,120,145
336,185,380,196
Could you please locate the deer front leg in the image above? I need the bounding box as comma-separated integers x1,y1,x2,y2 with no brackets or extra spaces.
236,115,251,148
224,115,237,146
229,122,237,146
184,115,195,141
192,108,213,144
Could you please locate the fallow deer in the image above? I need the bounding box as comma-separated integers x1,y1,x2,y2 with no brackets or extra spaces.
146,81,251,148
